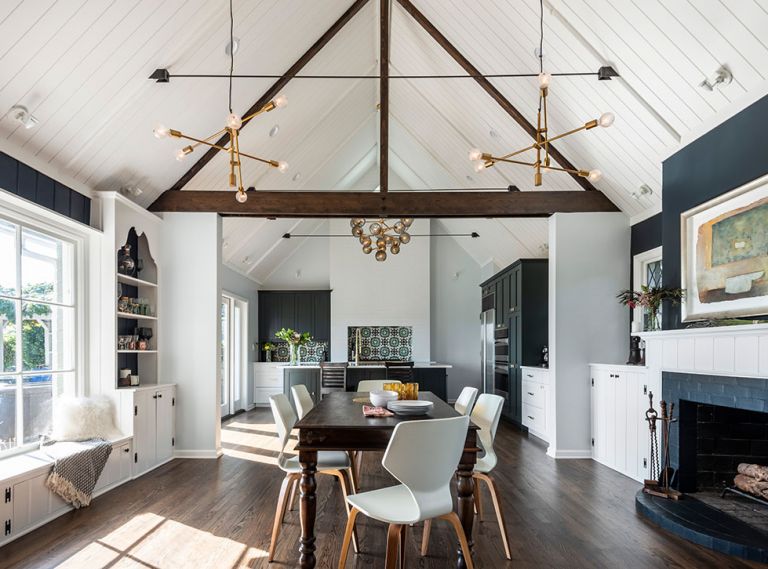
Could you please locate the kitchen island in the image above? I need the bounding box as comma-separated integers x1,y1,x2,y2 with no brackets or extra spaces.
253,362,451,407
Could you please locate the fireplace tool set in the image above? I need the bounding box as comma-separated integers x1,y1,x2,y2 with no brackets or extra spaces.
643,392,682,500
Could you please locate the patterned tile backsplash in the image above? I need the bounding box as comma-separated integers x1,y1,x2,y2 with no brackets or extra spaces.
271,341,329,363
347,326,413,361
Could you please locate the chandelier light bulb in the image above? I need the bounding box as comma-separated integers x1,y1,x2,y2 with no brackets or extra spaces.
473,161,487,173
587,169,602,182
226,113,243,130
468,148,483,161
375,250,387,262
399,232,411,244
277,161,289,173
362,245,373,254
175,148,188,161
402,218,414,227
153,124,169,139
235,190,248,203
273,94,288,109
538,72,552,88
598,112,615,128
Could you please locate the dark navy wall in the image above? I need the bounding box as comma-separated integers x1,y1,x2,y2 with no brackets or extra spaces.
658,95,768,329
630,212,662,257
0,151,91,225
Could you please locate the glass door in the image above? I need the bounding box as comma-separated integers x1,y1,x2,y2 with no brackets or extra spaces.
220,293,247,419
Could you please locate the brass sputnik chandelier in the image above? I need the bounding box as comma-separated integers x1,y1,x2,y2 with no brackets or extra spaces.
350,217,414,262
153,0,288,203
469,0,614,187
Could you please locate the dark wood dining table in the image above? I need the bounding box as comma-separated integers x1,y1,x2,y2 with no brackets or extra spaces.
294,391,479,569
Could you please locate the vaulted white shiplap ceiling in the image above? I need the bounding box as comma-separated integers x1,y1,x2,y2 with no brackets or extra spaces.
0,0,766,281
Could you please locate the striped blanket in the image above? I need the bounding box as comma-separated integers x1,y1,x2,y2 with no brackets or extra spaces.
42,439,112,508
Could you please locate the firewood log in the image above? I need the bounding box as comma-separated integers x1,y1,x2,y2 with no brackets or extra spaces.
734,474,768,499
737,463,768,482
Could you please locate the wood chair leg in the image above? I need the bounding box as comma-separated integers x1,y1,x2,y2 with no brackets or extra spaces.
399,524,407,568
476,471,511,560
355,451,363,484
287,477,299,514
420,519,431,556
473,474,483,520
268,474,295,562
338,507,359,569
385,524,401,569
333,469,359,554
439,512,474,569
347,451,360,493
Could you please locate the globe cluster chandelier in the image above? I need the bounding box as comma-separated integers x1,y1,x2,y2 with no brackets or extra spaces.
153,0,288,203
350,217,414,262
468,0,614,187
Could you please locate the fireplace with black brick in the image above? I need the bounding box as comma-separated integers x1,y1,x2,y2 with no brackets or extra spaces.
677,400,768,493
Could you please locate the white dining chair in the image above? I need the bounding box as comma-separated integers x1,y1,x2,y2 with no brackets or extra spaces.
291,384,314,419
421,393,509,560
268,394,357,562
454,386,479,416
338,415,474,569
356,379,400,392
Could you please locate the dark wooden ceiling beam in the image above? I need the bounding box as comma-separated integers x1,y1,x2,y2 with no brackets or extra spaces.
164,0,371,193
148,189,618,217
394,0,599,193
379,0,390,193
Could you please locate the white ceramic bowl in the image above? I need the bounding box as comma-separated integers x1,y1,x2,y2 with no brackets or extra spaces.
369,389,398,407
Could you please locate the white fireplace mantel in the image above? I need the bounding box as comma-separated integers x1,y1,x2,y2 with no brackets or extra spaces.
633,323,768,378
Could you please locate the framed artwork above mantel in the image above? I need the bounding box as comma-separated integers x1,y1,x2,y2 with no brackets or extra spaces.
681,172,768,321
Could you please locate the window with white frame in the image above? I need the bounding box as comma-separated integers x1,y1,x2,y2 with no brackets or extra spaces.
632,246,663,329
0,217,76,454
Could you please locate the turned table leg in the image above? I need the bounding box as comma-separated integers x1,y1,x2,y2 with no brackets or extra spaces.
299,450,318,569
455,457,476,569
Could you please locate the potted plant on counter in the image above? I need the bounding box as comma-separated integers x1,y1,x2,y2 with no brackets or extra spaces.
263,342,276,362
275,328,312,366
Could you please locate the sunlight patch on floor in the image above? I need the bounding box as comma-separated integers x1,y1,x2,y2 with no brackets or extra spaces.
56,512,267,569
221,418,296,465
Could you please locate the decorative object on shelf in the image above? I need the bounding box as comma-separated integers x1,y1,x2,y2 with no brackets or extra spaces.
642,394,681,500
118,368,131,388
617,286,685,332
117,296,153,317
138,327,153,350
684,317,768,329
349,217,414,262
275,328,312,366
152,1,288,204
540,345,548,367
117,244,136,276
467,0,613,187
626,336,644,366
263,342,275,362
130,374,140,387
681,173,768,322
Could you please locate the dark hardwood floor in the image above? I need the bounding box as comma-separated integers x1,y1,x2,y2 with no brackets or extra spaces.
1,408,765,569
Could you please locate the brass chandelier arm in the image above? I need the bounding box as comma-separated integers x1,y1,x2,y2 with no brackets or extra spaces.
170,130,279,168
490,157,537,167
241,100,278,124
236,149,280,167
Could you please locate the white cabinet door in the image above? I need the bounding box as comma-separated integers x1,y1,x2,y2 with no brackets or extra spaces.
155,387,175,464
11,473,49,535
133,390,156,475
118,442,133,482
94,445,120,493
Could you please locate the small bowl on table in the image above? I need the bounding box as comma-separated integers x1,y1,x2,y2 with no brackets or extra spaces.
369,389,398,408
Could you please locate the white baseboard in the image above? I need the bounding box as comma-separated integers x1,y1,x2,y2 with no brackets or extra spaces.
173,449,222,459
546,448,592,459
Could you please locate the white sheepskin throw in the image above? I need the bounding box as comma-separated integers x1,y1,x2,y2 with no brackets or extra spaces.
51,396,122,441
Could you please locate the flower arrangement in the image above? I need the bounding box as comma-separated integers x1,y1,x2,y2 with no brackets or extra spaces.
263,342,276,352
275,328,312,365
617,286,685,331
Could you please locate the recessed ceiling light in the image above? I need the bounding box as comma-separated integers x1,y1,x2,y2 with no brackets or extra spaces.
489,129,499,139
269,124,280,137
292,172,302,182
466,175,473,182
225,37,240,56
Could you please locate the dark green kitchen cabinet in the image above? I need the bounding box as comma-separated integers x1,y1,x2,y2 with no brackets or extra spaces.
258,290,331,347
480,259,547,426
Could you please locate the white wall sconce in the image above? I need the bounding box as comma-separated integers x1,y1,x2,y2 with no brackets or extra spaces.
699,66,733,91
10,105,39,129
